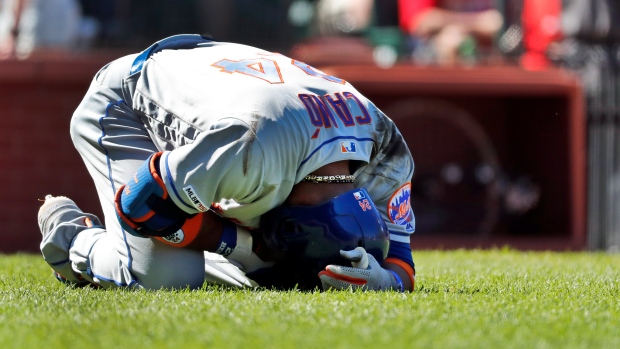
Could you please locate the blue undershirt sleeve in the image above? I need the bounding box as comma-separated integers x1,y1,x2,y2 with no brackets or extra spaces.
387,239,415,270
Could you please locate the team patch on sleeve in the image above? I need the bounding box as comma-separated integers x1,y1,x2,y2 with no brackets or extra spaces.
387,183,414,232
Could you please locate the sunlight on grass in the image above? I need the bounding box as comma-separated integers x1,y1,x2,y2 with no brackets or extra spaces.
1,250,619,349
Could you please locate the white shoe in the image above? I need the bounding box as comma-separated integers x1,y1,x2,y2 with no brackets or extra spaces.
39,195,80,234
38,195,100,286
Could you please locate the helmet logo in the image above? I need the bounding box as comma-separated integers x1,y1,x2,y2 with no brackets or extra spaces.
353,191,372,211
388,183,414,232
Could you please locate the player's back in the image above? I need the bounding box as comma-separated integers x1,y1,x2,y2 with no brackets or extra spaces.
133,41,381,177
130,40,413,230
134,41,349,132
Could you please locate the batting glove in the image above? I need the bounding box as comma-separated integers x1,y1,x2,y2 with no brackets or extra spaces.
224,225,276,273
319,247,404,292
115,152,191,237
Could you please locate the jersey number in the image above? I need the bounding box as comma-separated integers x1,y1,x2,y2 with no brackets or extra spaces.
212,58,344,84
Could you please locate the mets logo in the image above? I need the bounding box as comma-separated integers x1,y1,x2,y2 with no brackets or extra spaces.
387,183,414,232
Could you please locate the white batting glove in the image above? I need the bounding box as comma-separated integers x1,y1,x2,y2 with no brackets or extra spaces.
225,226,275,274
318,247,404,292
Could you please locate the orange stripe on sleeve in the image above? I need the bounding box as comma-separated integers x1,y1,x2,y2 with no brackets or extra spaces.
385,257,416,290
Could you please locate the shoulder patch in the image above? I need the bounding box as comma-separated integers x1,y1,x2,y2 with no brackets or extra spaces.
387,182,414,232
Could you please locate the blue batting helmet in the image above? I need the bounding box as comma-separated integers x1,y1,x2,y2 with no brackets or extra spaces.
252,188,390,290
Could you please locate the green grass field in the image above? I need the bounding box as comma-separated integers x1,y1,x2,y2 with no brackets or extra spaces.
1,249,619,349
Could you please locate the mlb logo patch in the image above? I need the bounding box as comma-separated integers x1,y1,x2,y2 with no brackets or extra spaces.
387,183,414,232
353,191,365,200
183,185,209,212
341,141,357,153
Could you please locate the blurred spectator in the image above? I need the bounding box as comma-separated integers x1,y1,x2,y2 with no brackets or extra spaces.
291,0,409,68
520,0,561,70
314,0,374,36
398,0,503,65
289,0,380,66
0,0,83,59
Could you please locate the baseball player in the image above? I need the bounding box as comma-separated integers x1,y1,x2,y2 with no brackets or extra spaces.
38,34,416,291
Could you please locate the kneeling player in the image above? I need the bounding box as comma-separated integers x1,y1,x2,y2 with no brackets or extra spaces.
38,34,416,291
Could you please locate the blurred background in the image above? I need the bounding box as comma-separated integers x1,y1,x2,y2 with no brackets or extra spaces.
1,0,618,253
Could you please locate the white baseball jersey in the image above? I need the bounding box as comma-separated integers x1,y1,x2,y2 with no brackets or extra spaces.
128,40,415,242
42,36,415,290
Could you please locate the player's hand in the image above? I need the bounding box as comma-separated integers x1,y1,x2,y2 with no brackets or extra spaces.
319,247,404,292
115,152,190,237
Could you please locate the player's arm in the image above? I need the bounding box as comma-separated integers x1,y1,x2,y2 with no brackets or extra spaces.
114,151,191,238
383,241,416,291
384,263,414,291
159,209,283,269
317,186,416,292
113,152,280,272
373,113,417,291
320,112,416,291
115,122,282,272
